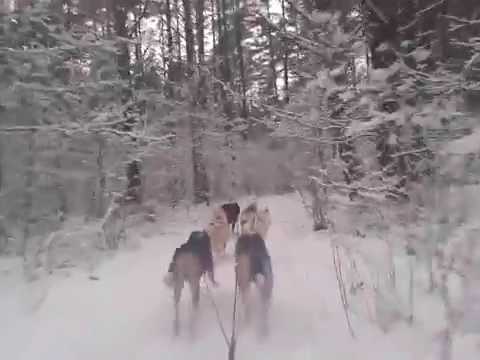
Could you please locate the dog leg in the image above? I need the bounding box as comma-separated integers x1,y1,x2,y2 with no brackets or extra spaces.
236,255,252,326
188,279,200,338
119,222,127,248
257,258,273,338
239,284,252,326
163,272,174,288
258,290,271,338
173,278,183,337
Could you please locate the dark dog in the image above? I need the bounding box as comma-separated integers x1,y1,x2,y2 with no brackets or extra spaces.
221,202,240,233
164,230,217,336
235,232,273,335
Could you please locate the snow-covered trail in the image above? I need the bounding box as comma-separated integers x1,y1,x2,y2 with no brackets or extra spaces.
1,196,422,360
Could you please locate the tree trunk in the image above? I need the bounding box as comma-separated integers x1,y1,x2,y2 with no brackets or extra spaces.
281,0,289,103
0,0,10,14
196,0,205,64
175,0,182,62
189,122,210,205
210,0,219,103
234,0,248,118
53,135,67,222
95,135,107,218
210,0,217,53
125,159,142,203
183,0,209,205
113,0,143,204
265,0,279,103
0,140,3,192
19,131,35,257
364,0,399,69
307,177,328,231
165,0,175,97
435,0,450,61
218,0,234,117
134,9,144,81
183,0,195,71
113,2,130,79
15,0,33,11
195,0,208,108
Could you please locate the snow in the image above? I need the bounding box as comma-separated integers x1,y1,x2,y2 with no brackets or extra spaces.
410,48,431,63
1,194,479,360
443,127,480,155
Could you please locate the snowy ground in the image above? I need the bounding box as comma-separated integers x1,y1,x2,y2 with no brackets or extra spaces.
1,194,479,360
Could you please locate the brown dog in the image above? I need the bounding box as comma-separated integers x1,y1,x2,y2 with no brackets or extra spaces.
240,202,272,240
239,202,257,234
254,207,272,240
164,230,217,337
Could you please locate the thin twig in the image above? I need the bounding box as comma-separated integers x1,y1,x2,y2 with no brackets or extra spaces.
229,266,239,360
336,246,350,310
331,240,356,338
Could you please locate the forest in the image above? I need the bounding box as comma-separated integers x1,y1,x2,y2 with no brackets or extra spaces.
0,0,480,359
